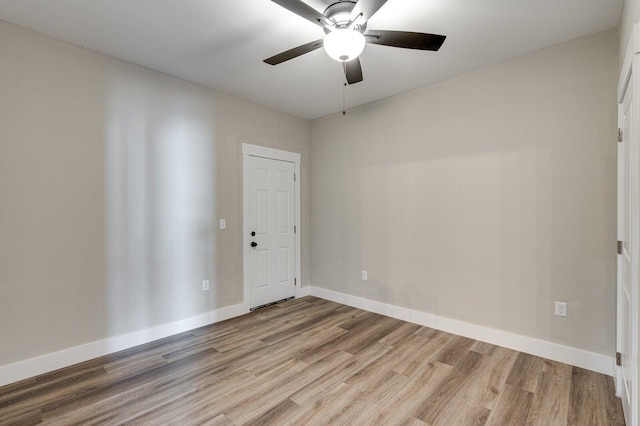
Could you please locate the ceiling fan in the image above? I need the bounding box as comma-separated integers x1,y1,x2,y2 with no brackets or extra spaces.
264,0,446,85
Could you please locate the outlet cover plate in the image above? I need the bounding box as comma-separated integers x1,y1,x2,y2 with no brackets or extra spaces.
554,301,567,317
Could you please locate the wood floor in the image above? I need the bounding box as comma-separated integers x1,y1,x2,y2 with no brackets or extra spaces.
0,296,625,425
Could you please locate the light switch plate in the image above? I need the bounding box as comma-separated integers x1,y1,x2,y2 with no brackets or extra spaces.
219,219,226,230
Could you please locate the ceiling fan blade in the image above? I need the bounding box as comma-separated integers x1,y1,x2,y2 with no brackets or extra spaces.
271,0,332,28
365,30,446,51
350,0,388,23
264,39,324,65
344,58,363,85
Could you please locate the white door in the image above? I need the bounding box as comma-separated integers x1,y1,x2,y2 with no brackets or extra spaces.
617,66,638,426
245,154,296,309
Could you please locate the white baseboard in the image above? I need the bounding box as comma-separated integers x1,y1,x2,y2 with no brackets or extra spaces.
310,286,615,377
0,287,615,388
296,284,311,297
0,303,245,387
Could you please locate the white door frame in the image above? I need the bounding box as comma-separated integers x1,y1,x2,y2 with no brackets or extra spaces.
617,24,640,426
242,143,301,313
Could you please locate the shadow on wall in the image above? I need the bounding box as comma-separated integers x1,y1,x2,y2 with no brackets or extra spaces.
104,69,219,339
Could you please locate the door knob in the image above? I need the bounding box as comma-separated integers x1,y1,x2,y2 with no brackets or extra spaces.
251,242,257,248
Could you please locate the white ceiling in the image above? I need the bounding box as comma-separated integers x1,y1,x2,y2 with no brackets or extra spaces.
0,0,623,120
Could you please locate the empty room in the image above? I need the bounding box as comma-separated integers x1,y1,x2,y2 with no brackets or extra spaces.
0,0,637,424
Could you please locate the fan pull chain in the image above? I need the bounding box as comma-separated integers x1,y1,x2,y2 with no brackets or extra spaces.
342,62,347,116
343,82,347,116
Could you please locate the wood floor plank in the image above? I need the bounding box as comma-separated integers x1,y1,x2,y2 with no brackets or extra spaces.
506,352,545,393
286,381,363,425
413,325,440,339
201,413,235,426
225,351,354,425
165,340,265,390
422,349,510,425
0,409,42,426
159,338,223,362
343,333,424,389
525,360,572,426
603,369,627,425
368,360,453,425
340,315,404,354
326,369,408,424
393,330,452,377
38,348,234,422
413,350,485,424
129,359,307,425
244,398,301,426
232,315,349,378
106,355,169,381
0,365,108,411
486,384,534,426
0,296,625,426
433,404,492,426
259,306,346,345
102,331,200,364
336,309,383,330
434,334,475,366
378,321,422,345
473,346,519,412
470,340,497,355
122,369,257,425
384,333,432,375
42,357,216,423
47,381,197,425
416,353,496,425
295,317,382,364
404,417,428,426
0,366,112,423
288,342,392,406
567,366,617,426
211,322,284,353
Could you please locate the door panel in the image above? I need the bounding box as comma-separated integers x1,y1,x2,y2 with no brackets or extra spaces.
258,250,269,288
279,247,290,282
618,70,636,425
278,191,289,233
257,189,269,234
246,155,295,308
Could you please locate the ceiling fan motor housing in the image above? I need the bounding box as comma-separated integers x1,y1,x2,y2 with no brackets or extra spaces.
323,1,366,33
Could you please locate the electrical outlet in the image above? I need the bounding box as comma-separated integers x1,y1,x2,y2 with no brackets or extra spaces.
202,280,210,291
362,271,368,281
554,301,567,317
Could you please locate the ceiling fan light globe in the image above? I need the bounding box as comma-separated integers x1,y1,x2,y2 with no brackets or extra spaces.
323,29,365,62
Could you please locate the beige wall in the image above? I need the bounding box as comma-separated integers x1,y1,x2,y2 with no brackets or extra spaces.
310,30,618,355
0,20,310,366
0,15,620,369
